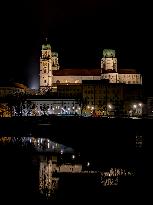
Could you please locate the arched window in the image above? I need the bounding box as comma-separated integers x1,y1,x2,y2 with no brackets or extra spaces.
56,80,60,84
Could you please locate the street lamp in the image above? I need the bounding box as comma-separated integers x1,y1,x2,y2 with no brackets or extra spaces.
108,104,112,109
132,103,143,118
87,162,90,167
107,104,112,116
133,104,137,109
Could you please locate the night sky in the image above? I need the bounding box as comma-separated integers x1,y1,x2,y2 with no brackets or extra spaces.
0,1,151,90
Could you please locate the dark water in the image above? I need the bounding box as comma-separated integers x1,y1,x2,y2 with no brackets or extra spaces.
0,138,144,204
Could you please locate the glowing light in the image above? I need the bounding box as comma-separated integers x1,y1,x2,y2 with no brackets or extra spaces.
133,104,137,109
75,80,79,83
108,104,112,109
138,103,142,107
87,162,90,167
72,155,75,159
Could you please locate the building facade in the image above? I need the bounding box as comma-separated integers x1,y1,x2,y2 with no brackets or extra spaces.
57,83,82,99
82,80,143,116
82,80,124,116
40,43,59,91
101,49,142,84
39,44,142,90
23,98,81,116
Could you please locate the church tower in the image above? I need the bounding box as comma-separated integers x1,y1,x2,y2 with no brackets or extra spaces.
101,49,117,73
40,40,59,91
40,43,52,91
101,49,118,83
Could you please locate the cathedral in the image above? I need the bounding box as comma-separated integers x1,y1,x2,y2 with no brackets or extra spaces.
40,43,142,90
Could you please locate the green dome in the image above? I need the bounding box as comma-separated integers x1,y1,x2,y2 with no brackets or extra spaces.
42,44,51,50
103,49,115,57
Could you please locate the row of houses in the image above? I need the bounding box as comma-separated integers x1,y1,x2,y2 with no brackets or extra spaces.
0,80,147,117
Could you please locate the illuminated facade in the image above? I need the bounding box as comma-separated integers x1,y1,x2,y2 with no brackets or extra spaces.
101,49,142,84
40,43,59,91
39,44,142,89
82,80,143,116
23,98,81,116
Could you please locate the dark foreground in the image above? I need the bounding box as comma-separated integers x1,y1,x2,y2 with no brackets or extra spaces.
0,141,145,204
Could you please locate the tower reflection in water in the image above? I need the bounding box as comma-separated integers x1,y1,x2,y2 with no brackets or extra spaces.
39,157,59,198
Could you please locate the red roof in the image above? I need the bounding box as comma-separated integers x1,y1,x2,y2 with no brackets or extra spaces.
53,68,101,76
52,68,139,76
118,69,139,74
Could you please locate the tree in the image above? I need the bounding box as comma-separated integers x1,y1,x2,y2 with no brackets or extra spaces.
41,104,49,115
81,97,87,115
7,93,27,116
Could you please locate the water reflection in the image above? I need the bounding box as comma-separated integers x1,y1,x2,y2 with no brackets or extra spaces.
39,157,59,198
0,136,74,153
0,136,142,201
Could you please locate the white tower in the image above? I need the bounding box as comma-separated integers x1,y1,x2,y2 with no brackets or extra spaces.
40,42,59,91
52,52,59,70
101,49,118,83
40,43,52,91
101,49,117,73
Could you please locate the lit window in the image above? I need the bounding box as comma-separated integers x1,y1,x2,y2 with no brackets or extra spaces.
75,80,79,83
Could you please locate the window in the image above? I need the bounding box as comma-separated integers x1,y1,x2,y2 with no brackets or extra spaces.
44,80,46,83
44,69,46,73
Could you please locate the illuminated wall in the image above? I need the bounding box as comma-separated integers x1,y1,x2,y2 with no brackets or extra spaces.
40,44,59,90
101,49,142,84
23,98,81,116
101,73,119,83
118,74,142,84
101,49,117,72
53,75,101,84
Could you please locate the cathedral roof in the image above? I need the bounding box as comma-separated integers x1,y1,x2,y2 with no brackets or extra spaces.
118,69,139,74
53,68,101,76
52,68,140,76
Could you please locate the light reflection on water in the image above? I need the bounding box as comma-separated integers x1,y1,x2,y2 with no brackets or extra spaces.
39,157,59,198
0,136,138,199
0,136,74,153
38,156,135,199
